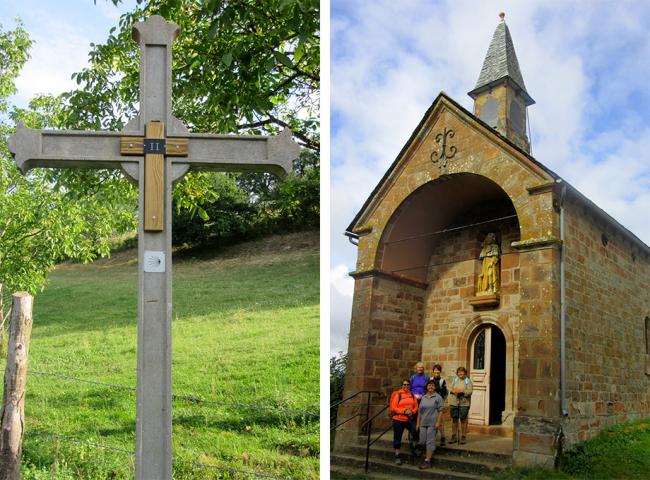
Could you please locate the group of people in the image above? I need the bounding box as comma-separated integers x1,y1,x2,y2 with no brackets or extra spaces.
389,362,473,469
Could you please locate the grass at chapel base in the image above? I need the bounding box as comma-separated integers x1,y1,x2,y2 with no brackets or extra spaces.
1,231,319,479
492,418,650,480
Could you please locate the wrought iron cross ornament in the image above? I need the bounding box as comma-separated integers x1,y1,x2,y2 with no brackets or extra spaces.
430,127,457,169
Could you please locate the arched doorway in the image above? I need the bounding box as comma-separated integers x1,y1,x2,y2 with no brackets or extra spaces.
468,324,507,426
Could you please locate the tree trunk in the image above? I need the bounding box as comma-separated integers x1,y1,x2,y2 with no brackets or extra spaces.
0,284,6,357
0,284,12,358
0,292,33,479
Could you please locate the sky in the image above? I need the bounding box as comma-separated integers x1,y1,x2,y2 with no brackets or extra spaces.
0,0,136,108
330,0,650,354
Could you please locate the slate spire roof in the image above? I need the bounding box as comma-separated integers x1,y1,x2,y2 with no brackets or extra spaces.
468,13,535,105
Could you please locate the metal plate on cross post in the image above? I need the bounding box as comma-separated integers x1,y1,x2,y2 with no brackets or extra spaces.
143,251,166,272
144,138,166,154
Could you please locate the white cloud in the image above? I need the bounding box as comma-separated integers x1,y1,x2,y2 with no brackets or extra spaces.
6,1,136,107
15,23,92,103
95,0,136,22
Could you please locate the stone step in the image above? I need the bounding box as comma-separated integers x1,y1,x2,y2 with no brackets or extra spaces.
361,436,513,463
331,452,486,480
340,444,508,476
331,465,389,479
469,424,513,437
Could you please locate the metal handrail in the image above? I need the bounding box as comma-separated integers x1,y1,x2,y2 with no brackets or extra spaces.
330,390,381,433
331,412,363,431
360,404,389,430
330,390,380,410
360,403,394,472
360,386,419,473
331,387,409,472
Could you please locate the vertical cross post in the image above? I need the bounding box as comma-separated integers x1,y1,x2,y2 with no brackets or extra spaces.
131,17,179,479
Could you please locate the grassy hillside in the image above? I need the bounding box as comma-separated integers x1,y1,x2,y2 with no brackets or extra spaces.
1,231,319,479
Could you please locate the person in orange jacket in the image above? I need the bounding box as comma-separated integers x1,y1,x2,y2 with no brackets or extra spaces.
389,379,419,465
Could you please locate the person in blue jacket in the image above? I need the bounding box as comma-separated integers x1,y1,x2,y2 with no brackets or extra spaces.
410,362,429,401
410,362,429,444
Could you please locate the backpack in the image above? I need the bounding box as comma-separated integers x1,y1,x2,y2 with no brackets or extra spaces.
388,391,401,418
434,377,448,399
452,376,470,399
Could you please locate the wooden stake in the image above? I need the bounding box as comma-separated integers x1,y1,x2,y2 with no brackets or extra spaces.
0,292,33,480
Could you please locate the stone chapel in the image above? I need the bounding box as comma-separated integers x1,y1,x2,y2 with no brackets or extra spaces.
336,14,650,466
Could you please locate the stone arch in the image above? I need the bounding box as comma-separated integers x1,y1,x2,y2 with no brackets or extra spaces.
375,173,522,283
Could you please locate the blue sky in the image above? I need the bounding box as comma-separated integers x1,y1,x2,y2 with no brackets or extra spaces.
0,0,136,107
330,0,650,354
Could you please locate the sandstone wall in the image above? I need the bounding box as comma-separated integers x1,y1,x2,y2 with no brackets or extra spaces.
562,194,650,445
335,273,425,444
422,221,520,388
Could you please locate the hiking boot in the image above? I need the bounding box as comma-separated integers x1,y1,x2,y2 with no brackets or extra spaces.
419,460,432,470
450,434,458,443
460,436,467,444
395,455,402,465
440,436,446,446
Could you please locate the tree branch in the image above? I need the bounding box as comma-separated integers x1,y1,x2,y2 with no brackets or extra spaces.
237,115,319,151
270,72,301,94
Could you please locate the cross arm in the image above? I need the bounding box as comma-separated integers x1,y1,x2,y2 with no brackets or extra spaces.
8,122,137,174
177,128,300,178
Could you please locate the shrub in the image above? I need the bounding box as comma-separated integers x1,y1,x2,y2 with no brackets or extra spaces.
330,352,347,429
172,150,320,247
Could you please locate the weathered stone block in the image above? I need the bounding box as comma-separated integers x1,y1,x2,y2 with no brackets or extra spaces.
512,450,555,469
518,432,555,455
520,358,537,379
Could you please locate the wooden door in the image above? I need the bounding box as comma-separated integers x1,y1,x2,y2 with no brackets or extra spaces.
468,326,491,425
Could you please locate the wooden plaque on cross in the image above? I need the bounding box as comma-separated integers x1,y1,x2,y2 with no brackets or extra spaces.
8,15,300,480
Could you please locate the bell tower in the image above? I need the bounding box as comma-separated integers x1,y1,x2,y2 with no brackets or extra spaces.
468,12,534,153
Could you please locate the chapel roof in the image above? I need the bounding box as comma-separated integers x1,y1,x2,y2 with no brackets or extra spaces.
468,14,535,106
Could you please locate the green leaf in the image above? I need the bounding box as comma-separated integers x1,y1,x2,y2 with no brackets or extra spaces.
222,51,233,67
273,51,293,69
197,206,209,221
294,43,305,63
207,19,219,39
279,0,296,11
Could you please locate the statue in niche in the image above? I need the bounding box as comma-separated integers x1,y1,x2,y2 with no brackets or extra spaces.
477,232,500,295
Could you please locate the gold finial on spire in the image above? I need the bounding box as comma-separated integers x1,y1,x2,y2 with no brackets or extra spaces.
499,12,505,21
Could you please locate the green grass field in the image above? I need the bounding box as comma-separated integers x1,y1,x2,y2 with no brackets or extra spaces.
2,231,319,479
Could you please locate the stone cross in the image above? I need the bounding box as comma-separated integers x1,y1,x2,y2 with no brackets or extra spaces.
8,15,299,480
